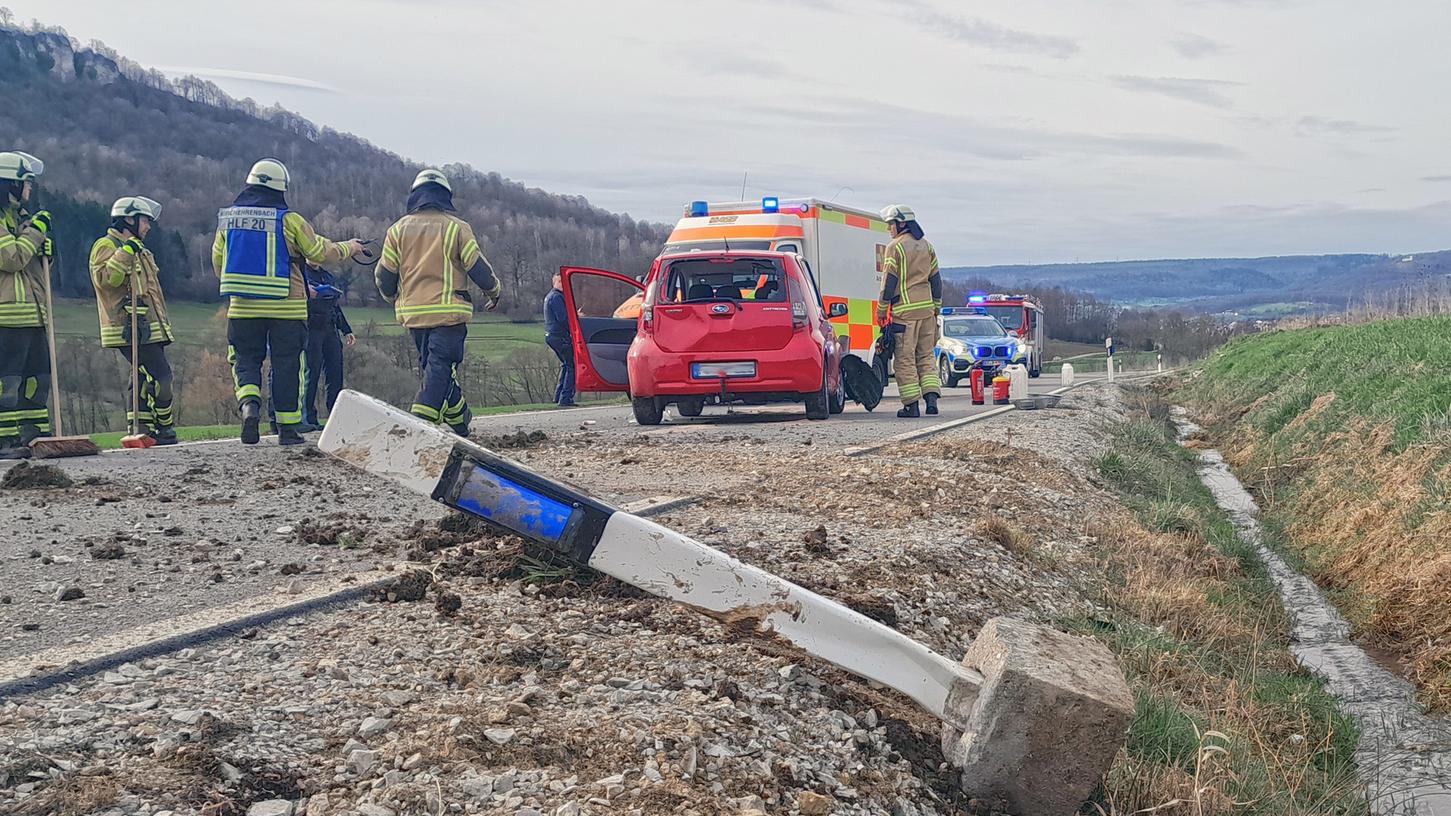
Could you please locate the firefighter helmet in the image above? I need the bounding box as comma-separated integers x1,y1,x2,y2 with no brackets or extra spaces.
412,168,451,192
111,196,163,221
0,151,43,182
246,158,290,192
880,204,916,223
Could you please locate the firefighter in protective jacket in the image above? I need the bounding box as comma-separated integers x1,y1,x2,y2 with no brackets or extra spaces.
876,204,943,418
90,196,178,444
0,151,52,459
375,169,501,435
211,158,366,446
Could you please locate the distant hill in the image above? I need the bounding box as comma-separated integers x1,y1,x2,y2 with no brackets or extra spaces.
945,251,1451,315
0,21,669,316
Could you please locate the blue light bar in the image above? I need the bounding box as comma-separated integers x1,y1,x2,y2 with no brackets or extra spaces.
940,307,958,315
689,200,709,217
762,196,780,213
968,294,987,304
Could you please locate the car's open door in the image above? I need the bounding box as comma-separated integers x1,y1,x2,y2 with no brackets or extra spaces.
561,266,645,393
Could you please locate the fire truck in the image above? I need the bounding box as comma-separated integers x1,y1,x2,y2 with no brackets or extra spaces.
972,293,1046,377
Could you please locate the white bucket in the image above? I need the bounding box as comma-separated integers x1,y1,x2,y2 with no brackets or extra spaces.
1061,363,1075,387
1006,365,1030,401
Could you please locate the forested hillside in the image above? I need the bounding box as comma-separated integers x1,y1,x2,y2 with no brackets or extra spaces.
0,20,669,316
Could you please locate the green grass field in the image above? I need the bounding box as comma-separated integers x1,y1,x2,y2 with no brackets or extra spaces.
52,299,550,363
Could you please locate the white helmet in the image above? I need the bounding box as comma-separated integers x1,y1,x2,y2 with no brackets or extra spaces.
246,158,290,192
880,204,916,223
111,196,162,221
0,151,43,182
412,168,451,192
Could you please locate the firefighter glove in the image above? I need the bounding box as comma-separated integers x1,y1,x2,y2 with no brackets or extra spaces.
485,294,500,312
40,238,53,257
29,210,51,234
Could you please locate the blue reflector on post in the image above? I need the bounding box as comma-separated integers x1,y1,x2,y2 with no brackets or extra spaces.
762,197,779,213
453,464,574,545
690,200,709,217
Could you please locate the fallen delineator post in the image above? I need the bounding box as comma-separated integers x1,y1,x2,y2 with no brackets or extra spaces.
319,390,1134,814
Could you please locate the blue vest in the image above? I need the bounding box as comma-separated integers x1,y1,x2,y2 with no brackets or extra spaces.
217,206,292,299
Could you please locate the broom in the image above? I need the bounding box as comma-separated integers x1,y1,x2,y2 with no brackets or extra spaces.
29,255,102,458
121,267,154,449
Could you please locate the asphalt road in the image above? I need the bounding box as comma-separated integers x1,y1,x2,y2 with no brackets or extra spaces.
471,371,1128,451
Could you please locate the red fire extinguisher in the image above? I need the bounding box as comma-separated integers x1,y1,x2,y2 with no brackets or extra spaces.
992,374,1011,405
970,368,986,405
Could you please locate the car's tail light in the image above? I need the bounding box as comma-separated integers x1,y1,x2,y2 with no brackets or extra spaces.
791,300,808,329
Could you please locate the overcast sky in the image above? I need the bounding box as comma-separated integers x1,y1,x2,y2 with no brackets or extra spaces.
8,0,1451,265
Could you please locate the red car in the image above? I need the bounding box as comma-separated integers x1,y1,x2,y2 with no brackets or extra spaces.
561,250,850,425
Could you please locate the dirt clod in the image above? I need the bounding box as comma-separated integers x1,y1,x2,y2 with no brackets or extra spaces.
2,461,73,490
433,587,463,616
802,525,834,556
476,430,548,450
373,570,432,603
90,541,126,560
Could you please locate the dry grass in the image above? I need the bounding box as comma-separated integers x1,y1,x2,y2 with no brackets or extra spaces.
979,514,1038,560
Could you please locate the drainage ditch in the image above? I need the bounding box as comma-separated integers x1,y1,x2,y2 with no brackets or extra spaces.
1172,407,1451,815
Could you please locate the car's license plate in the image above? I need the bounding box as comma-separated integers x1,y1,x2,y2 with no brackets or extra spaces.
692,361,756,379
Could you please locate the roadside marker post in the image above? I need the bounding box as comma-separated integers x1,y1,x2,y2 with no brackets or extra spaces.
318,389,1134,813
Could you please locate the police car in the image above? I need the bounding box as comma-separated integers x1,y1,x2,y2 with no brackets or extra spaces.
934,308,1020,388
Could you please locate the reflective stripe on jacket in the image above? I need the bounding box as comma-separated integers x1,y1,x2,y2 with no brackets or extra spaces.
211,210,349,320
378,210,498,329
877,234,942,320
90,229,174,348
0,205,47,328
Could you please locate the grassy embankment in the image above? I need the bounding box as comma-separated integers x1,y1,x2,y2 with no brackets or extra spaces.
1179,316,1451,710
1084,387,1363,814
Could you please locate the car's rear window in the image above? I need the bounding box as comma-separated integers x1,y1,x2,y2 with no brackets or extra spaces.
659,257,788,303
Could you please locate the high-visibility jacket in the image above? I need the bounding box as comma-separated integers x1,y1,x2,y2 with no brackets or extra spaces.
0,204,47,329
90,229,174,349
211,211,349,320
876,234,942,321
376,210,501,329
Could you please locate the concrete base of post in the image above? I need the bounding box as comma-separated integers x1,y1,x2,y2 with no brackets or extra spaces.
942,617,1134,815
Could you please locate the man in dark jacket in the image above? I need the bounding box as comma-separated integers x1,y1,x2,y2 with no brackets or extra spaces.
302,265,355,429
543,272,575,407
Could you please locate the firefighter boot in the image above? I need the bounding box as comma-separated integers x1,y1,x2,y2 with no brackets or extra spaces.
897,401,921,418
449,406,474,438
278,425,306,446
924,393,939,416
240,400,262,445
153,426,179,446
0,440,31,460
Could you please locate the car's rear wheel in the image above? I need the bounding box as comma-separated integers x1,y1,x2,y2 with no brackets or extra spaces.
676,397,704,418
828,371,846,415
804,375,830,421
632,396,664,426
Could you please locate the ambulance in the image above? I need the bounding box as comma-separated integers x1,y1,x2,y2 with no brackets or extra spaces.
658,197,892,398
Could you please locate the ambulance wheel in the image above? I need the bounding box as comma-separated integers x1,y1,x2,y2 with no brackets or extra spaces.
632,396,664,426
676,397,704,418
804,377,830,421
940,356,961,389
828,373,846,415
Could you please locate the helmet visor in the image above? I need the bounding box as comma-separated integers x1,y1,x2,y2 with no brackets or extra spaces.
14,152,43,179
